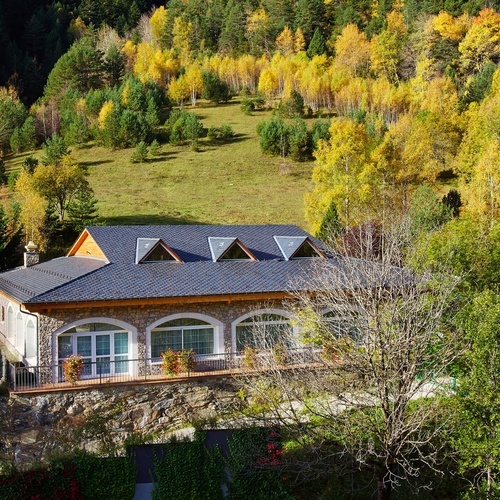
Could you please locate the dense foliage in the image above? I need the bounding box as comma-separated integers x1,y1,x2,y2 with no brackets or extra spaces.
0,453,136,499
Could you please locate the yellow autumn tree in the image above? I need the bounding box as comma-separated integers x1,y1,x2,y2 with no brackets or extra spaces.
371,10,407,83
98,101,114,130
461,138,500,226
184,64,204,106
172,17,192,65
14,170,49,251
333,24,371,76
150,6,168,46
276,26,294,56
294,28,306,53
168,75,190,105
306,118,370,232
433,11,470,41
459,8,500,72
258,67,278,105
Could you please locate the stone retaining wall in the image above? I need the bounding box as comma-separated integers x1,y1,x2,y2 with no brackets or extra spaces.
0,378,241,469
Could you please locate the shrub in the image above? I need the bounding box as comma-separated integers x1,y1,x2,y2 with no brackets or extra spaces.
130,141,148,163
258,117,289,157
207,124,234,142
148,139,162,156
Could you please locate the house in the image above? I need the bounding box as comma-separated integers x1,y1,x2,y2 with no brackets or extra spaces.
0,224,334,388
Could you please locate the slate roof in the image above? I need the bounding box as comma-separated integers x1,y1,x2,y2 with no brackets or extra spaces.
0,225,334,306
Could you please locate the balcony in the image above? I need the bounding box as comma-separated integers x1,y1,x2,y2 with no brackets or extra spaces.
7,348,324,394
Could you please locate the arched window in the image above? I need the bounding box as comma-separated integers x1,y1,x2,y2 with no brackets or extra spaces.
151,318,214,358
234,313,292,352
26,320,37,359
16,312,24,354
7,306,14,341
57,323,130,377
323,310,362,342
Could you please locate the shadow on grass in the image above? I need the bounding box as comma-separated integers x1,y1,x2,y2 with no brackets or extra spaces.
80,159,114,167
100,213,206,226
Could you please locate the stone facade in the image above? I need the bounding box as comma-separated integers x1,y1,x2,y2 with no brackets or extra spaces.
37,298,289,366
0,378,242,468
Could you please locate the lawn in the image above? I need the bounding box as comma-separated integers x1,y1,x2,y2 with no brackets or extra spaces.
5,99,315,229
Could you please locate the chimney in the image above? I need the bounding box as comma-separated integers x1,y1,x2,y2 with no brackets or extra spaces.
24,241,40,267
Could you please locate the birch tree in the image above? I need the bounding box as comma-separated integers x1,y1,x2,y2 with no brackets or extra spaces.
236,222,461,500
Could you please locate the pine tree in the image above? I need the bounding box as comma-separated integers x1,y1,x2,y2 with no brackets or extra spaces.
67,185,99,231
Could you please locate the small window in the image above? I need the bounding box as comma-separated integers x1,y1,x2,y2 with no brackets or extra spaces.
144,244,177,262
291,240,320,258
208,237,256,262
274,236,324,260
1,306,4,322
136,238,182,263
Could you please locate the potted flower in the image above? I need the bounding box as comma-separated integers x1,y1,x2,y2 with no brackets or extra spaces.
161,349,180,376
63,355,84,385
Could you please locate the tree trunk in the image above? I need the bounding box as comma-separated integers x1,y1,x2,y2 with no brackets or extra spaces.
377,474,392,500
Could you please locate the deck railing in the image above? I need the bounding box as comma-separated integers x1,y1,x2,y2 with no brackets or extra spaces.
8,348,323,393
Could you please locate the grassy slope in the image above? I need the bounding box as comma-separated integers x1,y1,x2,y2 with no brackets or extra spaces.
5,99,314,229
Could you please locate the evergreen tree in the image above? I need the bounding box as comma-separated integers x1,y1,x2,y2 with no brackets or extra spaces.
67,184,99,231
306,28,326,58
41,133,69,166
201,70,231,104
316,199,343,242
288,117,311,161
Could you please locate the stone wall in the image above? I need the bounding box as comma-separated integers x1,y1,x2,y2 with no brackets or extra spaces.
0,377,242,469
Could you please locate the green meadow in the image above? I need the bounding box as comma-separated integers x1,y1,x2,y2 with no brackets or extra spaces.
6,100,315,229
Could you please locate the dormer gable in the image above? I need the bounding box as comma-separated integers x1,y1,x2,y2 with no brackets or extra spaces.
208,237,257,262
67,229,108,260
274,236,325,261
136,238,182,264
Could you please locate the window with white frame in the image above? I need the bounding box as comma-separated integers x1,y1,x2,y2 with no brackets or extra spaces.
7,306,14,341
235,313,292,352
323,310,362,342
58,323,130,377
16,311,24,354
26,320,37,359
151,318,214,358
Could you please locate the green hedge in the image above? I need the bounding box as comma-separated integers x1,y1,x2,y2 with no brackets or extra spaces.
0,453,136,499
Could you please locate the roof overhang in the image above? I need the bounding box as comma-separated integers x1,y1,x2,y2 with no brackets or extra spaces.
23,291,295,313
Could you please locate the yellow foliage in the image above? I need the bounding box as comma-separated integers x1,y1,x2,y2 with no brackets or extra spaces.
168,76,190,105
334,24,371,76
122,40,137,71
246,8,269,36
98,101,114,130
257,68,278,102
461,138,500,224
14,170,49,251
307,118,370,229
276,26,294,56
150,6,168,44
433,11,470,40
294,28,306,53
459,8,500,72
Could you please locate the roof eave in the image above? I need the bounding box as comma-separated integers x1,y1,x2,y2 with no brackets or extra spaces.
23,291,294,313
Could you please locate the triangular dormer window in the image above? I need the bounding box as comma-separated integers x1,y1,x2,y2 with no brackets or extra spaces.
208,237,256,262
136,238,182,263
274,236,325,260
